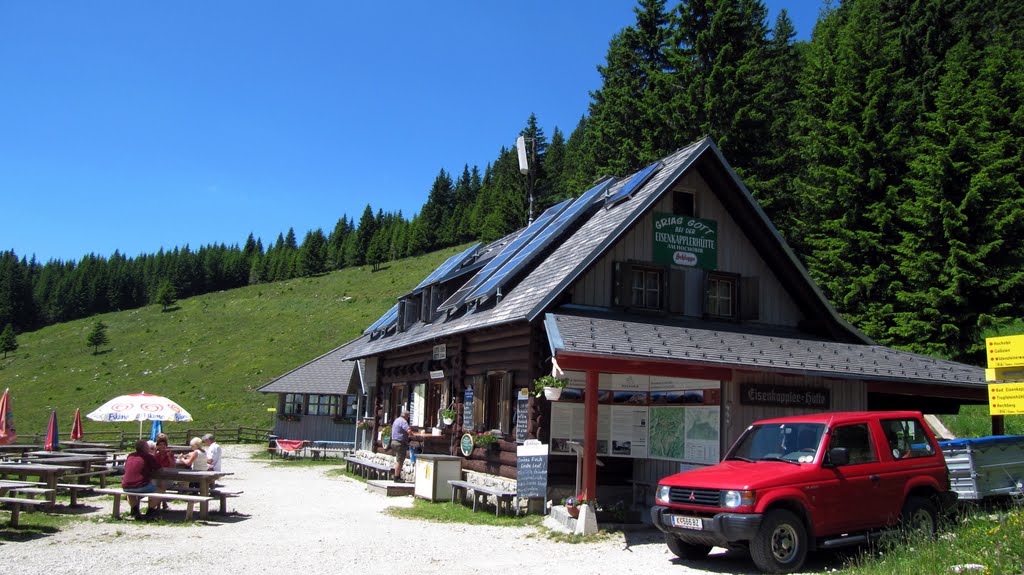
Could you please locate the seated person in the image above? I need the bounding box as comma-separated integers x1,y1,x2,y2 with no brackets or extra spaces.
177,437,207,470
122,438,161,518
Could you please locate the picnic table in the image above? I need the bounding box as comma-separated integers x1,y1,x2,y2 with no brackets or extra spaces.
153,468,234,519
0,462,80,505
0,444,42,459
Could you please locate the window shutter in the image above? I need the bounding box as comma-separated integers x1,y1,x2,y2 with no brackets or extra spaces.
740,276,760,320
613,262,632,307
397,300,407,332
420,287,431,323
669,268,685,313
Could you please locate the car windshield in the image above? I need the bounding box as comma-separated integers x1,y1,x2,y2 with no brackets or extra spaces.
728,423,826,463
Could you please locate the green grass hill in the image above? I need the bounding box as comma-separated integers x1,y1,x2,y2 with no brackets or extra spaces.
0,245,467,437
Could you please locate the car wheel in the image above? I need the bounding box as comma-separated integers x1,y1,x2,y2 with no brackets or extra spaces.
665,534,712,560
900,496,937,538
750,509,808,574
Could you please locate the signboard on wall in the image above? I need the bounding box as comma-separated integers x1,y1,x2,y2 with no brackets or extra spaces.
515,388,529,444
740,383,830,409
463,388,474,430
432,344,447,360
652,213,718,270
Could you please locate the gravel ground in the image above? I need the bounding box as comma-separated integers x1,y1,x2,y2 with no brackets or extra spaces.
1,445,842,575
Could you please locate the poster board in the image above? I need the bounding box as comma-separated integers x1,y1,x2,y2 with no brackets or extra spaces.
548,372,720,464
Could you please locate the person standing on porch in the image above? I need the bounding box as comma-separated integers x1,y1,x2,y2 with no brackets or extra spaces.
391,408,410,482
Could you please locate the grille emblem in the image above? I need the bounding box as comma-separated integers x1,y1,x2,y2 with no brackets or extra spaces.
688,491,696,501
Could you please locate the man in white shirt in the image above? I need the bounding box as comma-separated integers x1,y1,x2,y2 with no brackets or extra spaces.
203,433,223,471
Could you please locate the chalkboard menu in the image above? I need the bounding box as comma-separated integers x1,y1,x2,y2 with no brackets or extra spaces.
463,388,474,430
515,397,528,444
516,442,548,498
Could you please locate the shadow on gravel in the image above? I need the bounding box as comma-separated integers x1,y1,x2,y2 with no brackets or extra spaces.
622,527,861,574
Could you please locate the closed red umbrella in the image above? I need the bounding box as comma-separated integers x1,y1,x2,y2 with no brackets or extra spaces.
44,409,59,451
0,388,15,445
70,408,83,441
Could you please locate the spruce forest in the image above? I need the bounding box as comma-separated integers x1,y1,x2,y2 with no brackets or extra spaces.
1,0,1021,366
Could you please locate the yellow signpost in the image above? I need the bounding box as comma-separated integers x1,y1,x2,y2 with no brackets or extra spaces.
988,382,1024,416
986,334,1024,369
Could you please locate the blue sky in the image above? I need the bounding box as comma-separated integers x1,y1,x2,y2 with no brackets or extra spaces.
1,2,822,263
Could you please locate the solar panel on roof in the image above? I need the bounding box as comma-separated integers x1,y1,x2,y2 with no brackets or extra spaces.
437,200,571,312
363,303,399,334
413,243,481,292
466,181,615,304
604,161,663,207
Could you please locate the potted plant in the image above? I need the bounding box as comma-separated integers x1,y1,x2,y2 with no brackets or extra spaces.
379,424,391,444
474,431,499,450
533,375,567,400
355,419,372,431
441,408,457,426
562,490,599,519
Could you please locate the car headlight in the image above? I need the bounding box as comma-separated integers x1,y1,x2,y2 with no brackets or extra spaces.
657,485,671,503
722,490,755,508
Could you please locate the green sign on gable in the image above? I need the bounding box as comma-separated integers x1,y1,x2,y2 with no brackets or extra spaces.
652,213,718,270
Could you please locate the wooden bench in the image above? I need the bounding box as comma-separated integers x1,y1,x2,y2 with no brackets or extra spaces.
310,441,354,461
448,479,518,517
93,488,213,521
344,456,392,480
0,496,50,527
172,486,243,514
65,468,116,488
1,480,92,506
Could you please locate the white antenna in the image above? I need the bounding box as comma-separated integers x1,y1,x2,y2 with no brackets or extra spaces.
516,136,529,175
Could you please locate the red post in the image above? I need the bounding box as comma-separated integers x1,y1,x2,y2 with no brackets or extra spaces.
583,369,598,498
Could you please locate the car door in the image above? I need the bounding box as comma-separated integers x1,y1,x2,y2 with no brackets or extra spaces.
818,421,887,533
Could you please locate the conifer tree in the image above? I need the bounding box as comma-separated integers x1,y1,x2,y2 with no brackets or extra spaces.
86,320,109,355
155,280,177,312
0,323,17,358
300,229,328,276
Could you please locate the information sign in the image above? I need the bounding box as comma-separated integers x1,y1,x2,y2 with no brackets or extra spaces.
986,335,1024,369
989,382,1024,416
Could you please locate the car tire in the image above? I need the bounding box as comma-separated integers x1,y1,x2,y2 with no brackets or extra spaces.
665,533,712,560
750,509,808,574
900,496,937,538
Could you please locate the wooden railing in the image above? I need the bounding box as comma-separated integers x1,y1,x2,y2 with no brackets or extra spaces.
22,426,272,450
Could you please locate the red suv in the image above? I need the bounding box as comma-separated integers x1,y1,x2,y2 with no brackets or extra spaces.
651,411,956,573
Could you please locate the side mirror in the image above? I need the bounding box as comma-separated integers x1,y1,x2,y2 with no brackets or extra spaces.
826,447,849,467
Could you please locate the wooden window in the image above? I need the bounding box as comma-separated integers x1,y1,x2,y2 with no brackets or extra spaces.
283,393,304,415
307,394,339,416
615,262,668,311
673,191,695,216
339,395,358,419
411,383,426,427
705,272,738,318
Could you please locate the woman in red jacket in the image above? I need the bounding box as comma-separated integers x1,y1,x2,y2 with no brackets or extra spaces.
122,438,161,518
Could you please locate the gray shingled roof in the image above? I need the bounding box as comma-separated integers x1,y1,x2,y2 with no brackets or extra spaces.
345,137,866,361
545,312,986,388
257,340,359,395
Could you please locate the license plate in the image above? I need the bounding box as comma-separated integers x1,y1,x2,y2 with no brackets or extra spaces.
671,515,703,530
